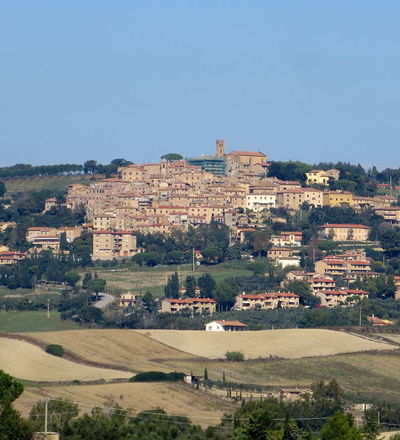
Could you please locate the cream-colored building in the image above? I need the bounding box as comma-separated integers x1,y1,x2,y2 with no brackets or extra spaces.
92,230,137,260
270,231,302,247
306,169,330,186
161,298,216,314
318,224,371,242
246,193,276,211
323,191,353,207
234,292,299,310
315,289,368,307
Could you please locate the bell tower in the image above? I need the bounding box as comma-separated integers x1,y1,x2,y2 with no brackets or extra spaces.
215,139,224,157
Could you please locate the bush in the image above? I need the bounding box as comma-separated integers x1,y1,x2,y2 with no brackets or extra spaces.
45,344,65,357
129,371,185,382
225,351,245,361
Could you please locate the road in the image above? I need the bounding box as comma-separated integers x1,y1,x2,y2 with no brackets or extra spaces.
93,293,116,309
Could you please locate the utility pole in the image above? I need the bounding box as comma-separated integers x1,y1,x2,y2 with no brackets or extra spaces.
359,304,362,327
44,397,49,435
192,247,195,273
47,298,50,319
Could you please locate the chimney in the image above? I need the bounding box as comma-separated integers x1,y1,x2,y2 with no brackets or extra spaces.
215,140,224,157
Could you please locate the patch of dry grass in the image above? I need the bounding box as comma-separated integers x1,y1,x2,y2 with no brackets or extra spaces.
0,337,132,382
137,329,396,359
23,329,196,372
16,382,236,427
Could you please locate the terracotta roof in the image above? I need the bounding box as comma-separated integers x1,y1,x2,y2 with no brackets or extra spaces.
228,150,266,157
319,224,371,229
214,320,248,327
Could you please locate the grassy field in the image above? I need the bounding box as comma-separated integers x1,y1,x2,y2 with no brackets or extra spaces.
0,286,32,296
137,329,396,359
16,382,236,427
24,329,196,372
95,264,252,296
0,311,81,332
4,174,100,194
15,328,400,410
0,337,132,382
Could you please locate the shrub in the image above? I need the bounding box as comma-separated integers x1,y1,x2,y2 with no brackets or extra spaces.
129,371,185,382
45,344,65,357
225,351,245,361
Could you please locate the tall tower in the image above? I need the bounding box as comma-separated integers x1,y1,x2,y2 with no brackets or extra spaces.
215,139,224,157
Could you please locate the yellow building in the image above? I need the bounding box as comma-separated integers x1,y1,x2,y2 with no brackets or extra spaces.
306,169,330,186
323,191,353,207
92,230,137,260
161,298,216,314
318,224,371,241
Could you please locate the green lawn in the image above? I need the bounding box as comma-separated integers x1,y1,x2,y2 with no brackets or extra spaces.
4,174,102,194
93,263,253,297
0,286,32,297
0,311,81,332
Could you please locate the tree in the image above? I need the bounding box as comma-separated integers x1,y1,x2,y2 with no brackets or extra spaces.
362,409,380,440
185,275,196,296
161,153,183,161
204,368,209,381
198,273,216,298
201,246,224,264
0,370,32,440
64,272,81,287
0,180,6,197
320,411,362,440
142,291,157,313
282,414,301,440
164,272,179,298
284,280,320,308
82,272,92,289
249,231,271,257
30,398,79,434
247,261,268,276
83,160,97,174
59,231,68,250
87,278,107,299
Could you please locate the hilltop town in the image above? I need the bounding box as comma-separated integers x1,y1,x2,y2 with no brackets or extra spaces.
2,142,400,439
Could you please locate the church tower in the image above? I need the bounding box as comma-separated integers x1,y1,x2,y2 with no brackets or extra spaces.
215,139,224,157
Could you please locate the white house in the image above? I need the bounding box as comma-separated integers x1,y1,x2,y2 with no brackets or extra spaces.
205,320,248,332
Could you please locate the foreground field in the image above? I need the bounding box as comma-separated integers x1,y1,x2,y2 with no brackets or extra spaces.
24,329,196,372
137,329,396,359
0,337,132,382
0,311,81,332
16,382,235,427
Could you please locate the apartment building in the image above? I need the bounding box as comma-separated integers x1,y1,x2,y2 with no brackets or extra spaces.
270,231,302,247
92,230,137,260
318,224,371,241
234,292,299,310
323,191,353,207
161,298,216,314
315,289,368,307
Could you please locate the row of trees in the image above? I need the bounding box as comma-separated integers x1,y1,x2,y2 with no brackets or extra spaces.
2,369,390,440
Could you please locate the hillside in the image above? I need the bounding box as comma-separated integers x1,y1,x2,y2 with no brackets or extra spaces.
15,382,235,428
136,328,397,359
0,336,132,382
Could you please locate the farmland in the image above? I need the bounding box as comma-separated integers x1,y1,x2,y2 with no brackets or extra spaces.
0,311,81,333
94,264,252,296
137,328,397,359
15,381,235,427
4,174,98,194
0,337,132,382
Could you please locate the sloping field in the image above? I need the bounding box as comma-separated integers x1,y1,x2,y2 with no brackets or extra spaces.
23,329,195,372
0,337,132,382
137,329,397,359
16,382,235,427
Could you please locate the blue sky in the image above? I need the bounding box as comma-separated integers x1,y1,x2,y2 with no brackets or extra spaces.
1,1,400,169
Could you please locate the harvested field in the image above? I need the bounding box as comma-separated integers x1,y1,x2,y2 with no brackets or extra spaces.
0,337,132,382
137,329,397,359
16,382,235,427
24,329,195,372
